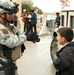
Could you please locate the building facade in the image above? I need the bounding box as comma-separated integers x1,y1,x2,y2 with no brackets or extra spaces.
10,0,22,27
12,0,22,19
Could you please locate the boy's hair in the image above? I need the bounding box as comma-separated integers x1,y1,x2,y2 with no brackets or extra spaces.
57,27,74,42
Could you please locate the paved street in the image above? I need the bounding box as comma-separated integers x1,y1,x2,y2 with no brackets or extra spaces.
16,34,56,75
16,13,56,75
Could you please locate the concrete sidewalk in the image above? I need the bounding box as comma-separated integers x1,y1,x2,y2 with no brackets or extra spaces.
16,34,56,75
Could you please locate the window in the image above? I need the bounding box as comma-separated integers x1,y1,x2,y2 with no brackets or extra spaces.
61,15,64,26
70,16,74,28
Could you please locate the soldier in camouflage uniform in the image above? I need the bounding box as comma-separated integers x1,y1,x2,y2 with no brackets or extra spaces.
0,0,27,75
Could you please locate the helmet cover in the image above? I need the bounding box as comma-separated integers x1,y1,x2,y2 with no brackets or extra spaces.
0,0,19,14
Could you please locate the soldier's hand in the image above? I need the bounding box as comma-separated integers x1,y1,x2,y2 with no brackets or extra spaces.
1,29,8,34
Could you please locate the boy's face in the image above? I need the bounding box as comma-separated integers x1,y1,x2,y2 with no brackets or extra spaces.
57,32,67,45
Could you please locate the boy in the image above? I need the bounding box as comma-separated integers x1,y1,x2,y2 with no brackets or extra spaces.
51,27,74,75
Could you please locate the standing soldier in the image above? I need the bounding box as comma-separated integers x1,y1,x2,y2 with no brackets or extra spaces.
0,0,27,75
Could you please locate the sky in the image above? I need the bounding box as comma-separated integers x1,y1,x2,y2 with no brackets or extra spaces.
33,0,74,13
33,0,62,13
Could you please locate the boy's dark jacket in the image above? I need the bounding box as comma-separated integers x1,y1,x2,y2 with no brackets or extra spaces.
53,42,74,75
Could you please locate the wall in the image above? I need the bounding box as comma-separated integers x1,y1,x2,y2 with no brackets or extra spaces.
12,0,22,19
12,0,22,27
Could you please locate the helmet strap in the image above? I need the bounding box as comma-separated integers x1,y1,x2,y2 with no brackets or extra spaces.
0,13,12,23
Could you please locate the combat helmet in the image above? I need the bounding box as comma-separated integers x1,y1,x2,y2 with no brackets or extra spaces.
0,0,19,14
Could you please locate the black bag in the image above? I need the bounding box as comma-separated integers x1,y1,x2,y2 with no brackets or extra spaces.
26,32,40,43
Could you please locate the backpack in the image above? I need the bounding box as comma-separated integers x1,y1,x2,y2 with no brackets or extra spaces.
26,32,40,43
